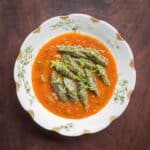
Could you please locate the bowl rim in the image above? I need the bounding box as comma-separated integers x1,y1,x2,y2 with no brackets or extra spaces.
14,13,136,136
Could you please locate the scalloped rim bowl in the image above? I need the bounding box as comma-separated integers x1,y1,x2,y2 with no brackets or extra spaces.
14,13,136,136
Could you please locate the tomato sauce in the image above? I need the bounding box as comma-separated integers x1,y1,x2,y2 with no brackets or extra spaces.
32,32,118,119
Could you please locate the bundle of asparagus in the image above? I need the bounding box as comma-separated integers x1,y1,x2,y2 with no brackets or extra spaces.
51,45,110,107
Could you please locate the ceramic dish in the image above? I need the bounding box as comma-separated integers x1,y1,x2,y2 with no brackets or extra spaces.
14,13,136,136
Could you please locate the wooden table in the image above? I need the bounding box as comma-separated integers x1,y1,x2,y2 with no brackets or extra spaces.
0,0,149,150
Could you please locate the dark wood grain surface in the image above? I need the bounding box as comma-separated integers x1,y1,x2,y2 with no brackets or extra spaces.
0,0,149,150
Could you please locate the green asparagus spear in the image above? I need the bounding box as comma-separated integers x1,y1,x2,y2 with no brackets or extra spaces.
82,48,108,67
51,71,68,101
57,45,87,58
84,69,99,95
62,54,85,77
51,60,77,80
63,77,79,103
96,65,111,86
73,58,96,70
57,45,108,67
77,81,89,107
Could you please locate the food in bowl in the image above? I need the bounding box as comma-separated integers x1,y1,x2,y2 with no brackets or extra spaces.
32,32,118,119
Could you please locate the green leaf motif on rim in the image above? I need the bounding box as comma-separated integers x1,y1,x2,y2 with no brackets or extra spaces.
17,46,34,105
113,79,128,104
50,18,79,31
52,123,73,132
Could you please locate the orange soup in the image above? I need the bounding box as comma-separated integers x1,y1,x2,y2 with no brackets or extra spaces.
32,32,118,119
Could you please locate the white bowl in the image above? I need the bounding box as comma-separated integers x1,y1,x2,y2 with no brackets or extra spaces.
14,13,136,136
